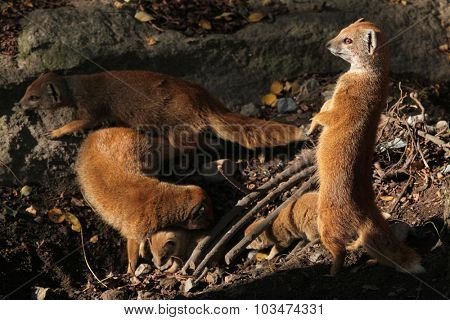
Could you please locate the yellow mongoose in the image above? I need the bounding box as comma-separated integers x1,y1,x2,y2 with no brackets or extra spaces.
245,192,320,260
19,71,306,149
75,127,214,274
149,228,207,273
312,18,424,275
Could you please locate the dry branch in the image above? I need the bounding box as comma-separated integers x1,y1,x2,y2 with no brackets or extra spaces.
224,174,317,265
181,149,316,274
192,165,317,276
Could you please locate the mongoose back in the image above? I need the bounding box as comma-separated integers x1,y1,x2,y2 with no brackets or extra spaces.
245,192,320,260
149,228,207,273
75,127,214,273
20,70,306,149
312,19,424,275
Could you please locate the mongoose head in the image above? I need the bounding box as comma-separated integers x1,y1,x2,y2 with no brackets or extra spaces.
19,72,70,110
245,218,274,250
183,187,214,230
326,18,388,72
149,228,189,273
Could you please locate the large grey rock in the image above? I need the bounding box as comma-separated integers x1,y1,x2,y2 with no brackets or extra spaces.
0,0,447,185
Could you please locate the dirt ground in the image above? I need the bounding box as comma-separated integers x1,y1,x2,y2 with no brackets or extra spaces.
0,74,448,300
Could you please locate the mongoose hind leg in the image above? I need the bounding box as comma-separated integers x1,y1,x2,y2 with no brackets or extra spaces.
49,119,95,139
127,239,140,275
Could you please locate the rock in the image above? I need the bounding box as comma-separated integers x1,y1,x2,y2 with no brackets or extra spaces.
134,263,152,277
277,97,297,113
101,289,126,300
442,164,450,175
299,78,320,99
182,278,196,293
407,114,425,126
1,1,449,185
240,103,261,117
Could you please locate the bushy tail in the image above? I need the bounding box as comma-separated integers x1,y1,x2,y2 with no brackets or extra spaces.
207,112,306,149
360,216,425,274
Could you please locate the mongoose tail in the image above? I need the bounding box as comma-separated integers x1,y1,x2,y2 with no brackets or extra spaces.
207,112,306,149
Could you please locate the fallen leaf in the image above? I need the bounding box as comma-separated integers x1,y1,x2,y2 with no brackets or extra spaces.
291,81,301,94
134,11,154,23
199,19,212,30
248,12,265,23
24,0,33,8
25,205,37,217
89,235,99,243
113,1,123,9
261,93,277,106
146,35,158,46
48,208,65,223
20,185,32,197
65,212,82,232
270,81,284,95
380,195,394,201
438,44,448,52
214,12,234,21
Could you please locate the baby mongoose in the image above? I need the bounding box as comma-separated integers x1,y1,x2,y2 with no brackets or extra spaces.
76,127,214,274
149,228,207,273
312,19,424,275
20,70,306,149
245,192,320,260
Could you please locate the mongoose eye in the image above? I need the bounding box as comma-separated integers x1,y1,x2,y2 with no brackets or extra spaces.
343,38,353,45
29,95,40,102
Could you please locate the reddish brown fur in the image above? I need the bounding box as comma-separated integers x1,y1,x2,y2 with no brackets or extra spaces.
149,228,207,273
313,19,423,275
20,71,305,148
245,192,320,259
76,127,214,273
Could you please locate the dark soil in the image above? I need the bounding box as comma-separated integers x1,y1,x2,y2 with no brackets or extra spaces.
0,75,448,300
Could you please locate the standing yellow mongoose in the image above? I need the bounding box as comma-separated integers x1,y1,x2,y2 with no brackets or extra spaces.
19,71,306,149
149,228,207,273
312,18,424,275
75,127,214,274
245,192,320,260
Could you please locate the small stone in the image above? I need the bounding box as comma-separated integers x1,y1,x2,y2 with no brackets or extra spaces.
20,185,32,197
134,263,152,277
435,120,448,132
240,103,261,117
442,164,450,175
389,221,411,243
277,97,297,113
101,289,126,300
301,78,320,95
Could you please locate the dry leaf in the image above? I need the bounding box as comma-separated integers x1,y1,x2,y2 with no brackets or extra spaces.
24,1,33,8
134,11,154,23
291,81,301,94
48,208,65,224
438,44,448,52
25,205,37,217
199,19,212,30
146,35,158,46
270,81,284,95
248,12,265,23
261,93,277,106
113,1,123,9
65,212,82,232
20,185,32,197
214,12,234,21
255,252,268,261
89,235,99,244
380,195,394,201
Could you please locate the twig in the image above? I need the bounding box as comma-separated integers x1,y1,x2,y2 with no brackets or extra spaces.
0,159,23,185
181,149,316,274
387,175,414,216
224,175,317,265
282,238,320,270
80,227,109,289
192,165,316,276
409,92,425,119
216,159,249,194
417,130,450,152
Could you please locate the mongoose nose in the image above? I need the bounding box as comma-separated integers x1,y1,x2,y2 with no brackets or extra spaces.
326,41,332,49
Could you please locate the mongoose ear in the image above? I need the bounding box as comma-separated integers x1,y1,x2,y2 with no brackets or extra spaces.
365,29,377,55
47,82,61,104
355,18,365,23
